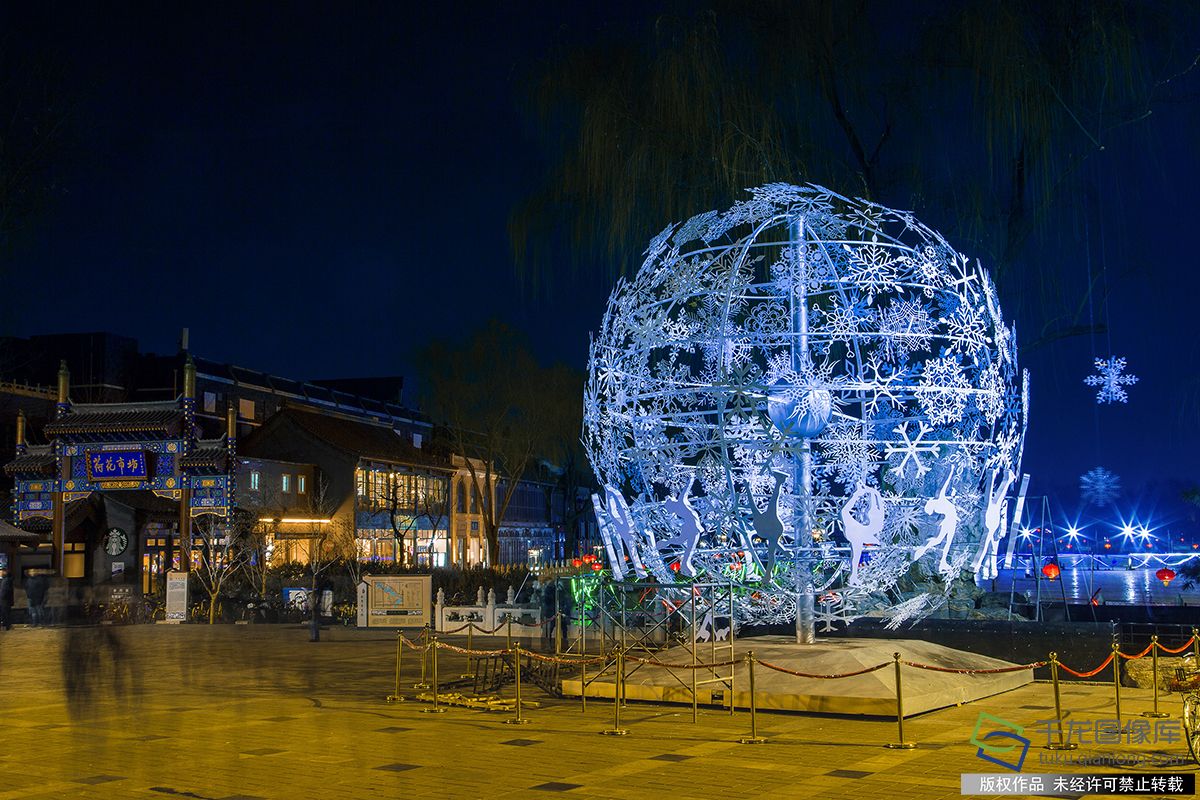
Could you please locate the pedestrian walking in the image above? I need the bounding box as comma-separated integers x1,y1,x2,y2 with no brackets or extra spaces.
0,568,13,630
25,570,48,627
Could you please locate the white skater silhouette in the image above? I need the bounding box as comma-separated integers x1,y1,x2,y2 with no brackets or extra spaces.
914,473,960,575
971,468,1014,580
745,471,788,581
659,477,704,577
592,484,648,580
840,484,885,585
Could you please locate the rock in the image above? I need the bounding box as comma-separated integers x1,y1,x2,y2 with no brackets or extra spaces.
1123,654,1191,690
978,591,1011,609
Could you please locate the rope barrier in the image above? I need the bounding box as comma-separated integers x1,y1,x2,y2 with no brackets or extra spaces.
436,642,510,657
1117,642,1154,660
524,650,609,666
624,654,741,670
901,660,1046,675
1058,652,1115,679
1156,636,1197,655
758,660,892,679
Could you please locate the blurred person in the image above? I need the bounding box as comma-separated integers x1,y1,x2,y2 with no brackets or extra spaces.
25,570,48,627
0,568,12,630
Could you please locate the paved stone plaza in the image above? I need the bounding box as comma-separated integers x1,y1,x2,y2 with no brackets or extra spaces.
0,624,1192,799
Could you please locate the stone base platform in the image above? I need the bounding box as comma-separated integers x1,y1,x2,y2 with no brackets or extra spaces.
561,636,1032,717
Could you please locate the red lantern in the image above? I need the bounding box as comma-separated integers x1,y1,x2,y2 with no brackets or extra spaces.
669,561,681,572
1156,568,1176,587
1104,542,1112,550
1042,563,1061,581
572,558,583,569
591,563,602,572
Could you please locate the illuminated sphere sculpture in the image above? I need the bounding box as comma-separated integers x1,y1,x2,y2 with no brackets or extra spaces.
583,184,1028,626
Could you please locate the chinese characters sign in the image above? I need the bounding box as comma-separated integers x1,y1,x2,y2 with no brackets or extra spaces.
87,450,148,481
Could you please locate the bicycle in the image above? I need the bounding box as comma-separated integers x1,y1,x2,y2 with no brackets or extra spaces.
1174,655,1200,763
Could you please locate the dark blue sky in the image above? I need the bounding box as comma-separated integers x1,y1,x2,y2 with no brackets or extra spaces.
3,2,1198,528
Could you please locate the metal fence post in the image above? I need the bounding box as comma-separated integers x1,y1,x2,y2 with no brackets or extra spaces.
884,652,916,749
1143,635,1170,718
1045,653,1077,749
506,614,513,652
738,651,766,744
600,647,629,736
386,631,405,703
504,645,531,725
420,635,446,714
1109,640,1128,735
1193,627,1199,664
414,628,431,689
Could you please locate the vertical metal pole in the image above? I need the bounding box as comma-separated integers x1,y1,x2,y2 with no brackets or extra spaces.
885,652,916,749
729,583,736,716
421,635,445,714
1143,635,1170,718
414,627,430,689
1044,653,1076,748
1111,641,1126,733
504,644,530,725
690,594,698,723
1193,627,1199,663
600,648,629,735
386,631,405,702
738,651,766,744
506,615,512,653
580,599,588,713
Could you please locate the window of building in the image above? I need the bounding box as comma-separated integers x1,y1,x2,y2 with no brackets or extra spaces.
203,392,217,413
282,474,291,493
239,398,256,420
456,479,466,513
250,471,260,491
298,475,306,494
471,483,481,514
412,432,422,449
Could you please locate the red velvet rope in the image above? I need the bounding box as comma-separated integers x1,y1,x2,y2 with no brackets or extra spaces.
1156,636,1197,655
758,660,891,679
901,660,1045,675
1057,652,1115,679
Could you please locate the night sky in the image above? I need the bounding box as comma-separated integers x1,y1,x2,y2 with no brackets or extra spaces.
3,3,1198,529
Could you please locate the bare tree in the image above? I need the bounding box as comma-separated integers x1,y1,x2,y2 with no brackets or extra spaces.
301,473,342,641
192,511,252,624
388,471,451,568
417,321,561,565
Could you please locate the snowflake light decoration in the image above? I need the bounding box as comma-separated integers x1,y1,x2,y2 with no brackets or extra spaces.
1080,467,1121,507
583,183,1028,626
1084,356,1138,404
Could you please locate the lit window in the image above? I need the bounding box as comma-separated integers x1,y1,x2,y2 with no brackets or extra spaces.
282,474,291,493
239,398,256,420
203,392,216,413
413,433,422,448
250,471,260,491
298,475,306,494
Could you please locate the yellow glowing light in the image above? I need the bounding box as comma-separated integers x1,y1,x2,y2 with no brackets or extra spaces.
258,517,332,524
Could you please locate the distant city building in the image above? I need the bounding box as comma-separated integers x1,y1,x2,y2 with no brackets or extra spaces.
0,331,585,605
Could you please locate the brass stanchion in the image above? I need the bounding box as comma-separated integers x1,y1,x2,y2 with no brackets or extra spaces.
421,635,446,714
738,651,766,744
600,647,629,735
459,623,475,680
1193,628,1199,663
1108,641,1129,735
1142,635,1170,718
1044,652,1077,749
386,631,405,702
885,652,916,749
580,608,588,714
413,626,431,689
504,645,531,725
506,614,513,653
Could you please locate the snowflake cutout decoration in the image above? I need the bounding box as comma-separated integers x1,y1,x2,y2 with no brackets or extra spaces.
1080,467,1121,507
1084,356,1138,404
583,182,1028,625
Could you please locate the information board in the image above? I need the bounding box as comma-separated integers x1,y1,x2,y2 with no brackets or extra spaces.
363,575,431,628
165,571,188,623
